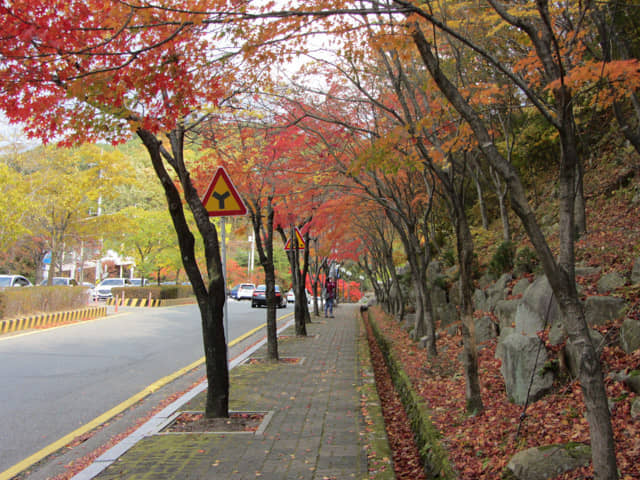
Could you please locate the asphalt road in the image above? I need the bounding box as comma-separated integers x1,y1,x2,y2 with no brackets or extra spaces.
0,299,280,473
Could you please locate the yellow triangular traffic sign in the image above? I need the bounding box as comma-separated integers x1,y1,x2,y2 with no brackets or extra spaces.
201,167,247,217
284,227,306,250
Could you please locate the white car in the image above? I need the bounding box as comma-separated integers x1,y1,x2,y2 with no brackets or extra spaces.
286,289,295,303
95,277,132,300
308,294,324,306
39,277,78,286
0,274,32,288
287,288,323,306
236,283,256,300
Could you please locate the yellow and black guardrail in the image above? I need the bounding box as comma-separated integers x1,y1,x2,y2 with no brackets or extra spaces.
0,305,107,334
106,297,163,307
105,296,196,307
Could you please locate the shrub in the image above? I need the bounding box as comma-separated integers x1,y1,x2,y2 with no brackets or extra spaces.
158,285,194,299
433,275,449,291
489,241,515,277
0,286,92,319
111,285,194,300
442,248,456,267
514,246,539,274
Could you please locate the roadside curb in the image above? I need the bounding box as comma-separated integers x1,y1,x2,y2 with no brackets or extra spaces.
0,305,107,334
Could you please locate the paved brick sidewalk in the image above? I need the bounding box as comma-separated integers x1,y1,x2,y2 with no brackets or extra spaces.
92,305,366,480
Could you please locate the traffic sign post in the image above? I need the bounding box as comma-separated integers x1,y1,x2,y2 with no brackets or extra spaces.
201,167,247,346
284,226,306,251
201,166,247,217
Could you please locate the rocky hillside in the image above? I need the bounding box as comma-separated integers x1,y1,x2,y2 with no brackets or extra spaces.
366,157,640,478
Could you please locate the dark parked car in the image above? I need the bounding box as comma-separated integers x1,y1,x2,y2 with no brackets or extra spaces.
251,284,287,308
0,274,33,288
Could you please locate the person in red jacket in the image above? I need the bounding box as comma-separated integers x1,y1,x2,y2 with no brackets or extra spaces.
324,277,336,317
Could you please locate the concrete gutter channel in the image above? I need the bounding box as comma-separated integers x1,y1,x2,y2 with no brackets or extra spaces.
17,313,294,480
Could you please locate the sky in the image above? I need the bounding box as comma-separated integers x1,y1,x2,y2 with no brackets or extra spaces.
0,113,39,153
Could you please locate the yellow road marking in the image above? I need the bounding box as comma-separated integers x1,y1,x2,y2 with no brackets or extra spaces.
0,311,293,480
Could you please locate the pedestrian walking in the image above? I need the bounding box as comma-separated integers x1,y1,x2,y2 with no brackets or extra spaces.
324,277,336,317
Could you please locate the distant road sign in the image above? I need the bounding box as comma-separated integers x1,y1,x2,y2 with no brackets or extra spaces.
284,227,306,250
201,167,247,217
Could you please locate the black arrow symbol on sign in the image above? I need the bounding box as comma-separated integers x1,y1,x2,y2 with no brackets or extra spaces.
212,191,231,209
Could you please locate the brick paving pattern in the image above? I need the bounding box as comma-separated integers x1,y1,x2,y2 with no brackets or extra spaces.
94,305,366,480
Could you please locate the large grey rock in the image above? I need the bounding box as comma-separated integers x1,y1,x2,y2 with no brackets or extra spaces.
497,332,554,405
435,303,458,328
430,285,447,309
514,302,545,336
478,272,496,289
623,370,640,394
522,276,561,328
426,260,442,286
631,398,640,419
511,277,531,297
565,329,605,378
487,273,512,304
403,313,416,333
444,265,459,279
548,320,567,346
446,323,459,336
632,257,640,285
473,288,487,313
448,280,461,306
596,271,626,293
497,326,515,346
620,318,640,354
495,299,519,331
584,295,625,326
575,265,601,277
505,444,591,480
475,316,497,344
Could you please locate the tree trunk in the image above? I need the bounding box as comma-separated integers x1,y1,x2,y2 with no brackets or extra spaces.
200,299,229,417
312,279,320,315
137,128,228,418
408,23,617,477
301,229,312,325
575,161,587,237
381,208,436,356
285,225,307,336
412,266,437,357
453,194,484,414
386,250,405,320
498,189,511,243
491,167,511,243
47,234,57,285
250,197,278,361
472,169,489,229
264,271,279,361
